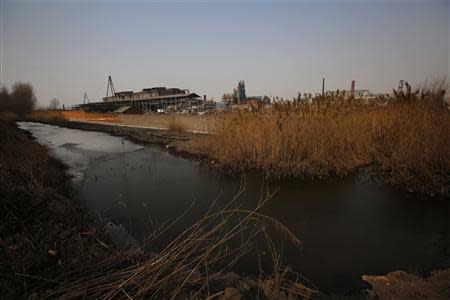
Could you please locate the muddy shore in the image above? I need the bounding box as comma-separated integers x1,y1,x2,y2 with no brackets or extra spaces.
47,120,210,160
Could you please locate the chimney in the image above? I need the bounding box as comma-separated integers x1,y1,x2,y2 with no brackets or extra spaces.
351,80,355,98
203,95,206,101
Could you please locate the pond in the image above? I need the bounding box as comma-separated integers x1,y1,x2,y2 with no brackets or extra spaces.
18,122,450,295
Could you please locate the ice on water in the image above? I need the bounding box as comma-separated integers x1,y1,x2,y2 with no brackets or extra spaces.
17,122,143,182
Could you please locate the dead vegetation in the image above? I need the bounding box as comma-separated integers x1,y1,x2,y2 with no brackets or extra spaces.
202,82,450,196
167,115,187,132
25,110,121,123
45,185,316,299
26,110,67,122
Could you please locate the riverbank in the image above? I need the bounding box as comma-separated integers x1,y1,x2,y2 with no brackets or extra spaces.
0,120,113,298
41,119,210,161
0,120,318,299
5,119,450,299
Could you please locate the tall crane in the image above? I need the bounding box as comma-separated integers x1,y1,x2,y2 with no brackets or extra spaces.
106,75,116,99
83,92,90,105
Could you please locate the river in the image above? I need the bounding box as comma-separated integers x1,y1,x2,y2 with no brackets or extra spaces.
17,121,450,295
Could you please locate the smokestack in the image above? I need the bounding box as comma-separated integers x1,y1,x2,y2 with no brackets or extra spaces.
322,78,325,96
203,95,206,101
351,80,355,98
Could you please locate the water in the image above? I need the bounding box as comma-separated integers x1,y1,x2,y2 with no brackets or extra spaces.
18,122,450,294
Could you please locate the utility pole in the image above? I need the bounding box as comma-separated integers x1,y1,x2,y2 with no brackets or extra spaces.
322,77,325,96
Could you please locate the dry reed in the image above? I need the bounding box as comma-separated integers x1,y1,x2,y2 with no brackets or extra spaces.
25,110,121,123
45,185,316,299
26,110,67,122
167,115,187,132
202,83,450,196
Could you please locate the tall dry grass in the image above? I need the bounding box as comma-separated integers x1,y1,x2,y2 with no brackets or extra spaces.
167,115,187,132
374,84,450,195
25,110,121,123
202,83,450,196
26,110,67,122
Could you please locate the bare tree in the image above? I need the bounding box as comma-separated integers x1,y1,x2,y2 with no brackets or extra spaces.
0,86,11,112
49,98,60,110
10,82,36,115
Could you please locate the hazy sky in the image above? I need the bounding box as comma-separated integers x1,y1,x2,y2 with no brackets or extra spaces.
1,0,449,106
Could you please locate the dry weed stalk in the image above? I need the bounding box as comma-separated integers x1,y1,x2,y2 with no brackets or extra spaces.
46,185,315,299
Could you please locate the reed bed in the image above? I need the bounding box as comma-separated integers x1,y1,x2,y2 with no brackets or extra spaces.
26,110,67,122
46,186,316,299
203,84,450,196
61,111,120,123
167,115,187,132
25,110,121,123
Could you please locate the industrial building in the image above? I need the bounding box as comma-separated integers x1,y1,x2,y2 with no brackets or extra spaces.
325,80,378,100
222,81,270,106
78,76,203,112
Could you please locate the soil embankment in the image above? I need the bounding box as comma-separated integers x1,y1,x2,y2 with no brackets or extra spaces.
0,121,112,298
45,120,210,160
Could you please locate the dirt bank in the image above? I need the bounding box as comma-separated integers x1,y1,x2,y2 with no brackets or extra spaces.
46,120,210,160
0,121,113,298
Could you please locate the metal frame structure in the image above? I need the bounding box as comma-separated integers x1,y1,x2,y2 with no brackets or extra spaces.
77,76,202,112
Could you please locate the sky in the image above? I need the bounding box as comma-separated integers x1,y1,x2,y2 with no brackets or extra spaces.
0,0,449,106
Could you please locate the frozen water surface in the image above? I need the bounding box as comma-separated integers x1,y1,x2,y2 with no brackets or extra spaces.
17,122,143,182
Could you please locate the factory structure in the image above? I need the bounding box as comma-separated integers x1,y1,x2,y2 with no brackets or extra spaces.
76,77,382,113
78,76,204,112
324,80,378,100
222,81,270,106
